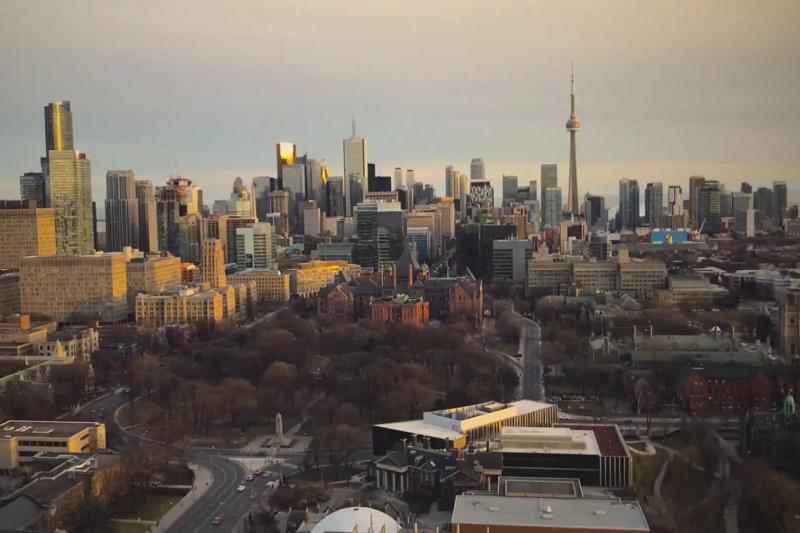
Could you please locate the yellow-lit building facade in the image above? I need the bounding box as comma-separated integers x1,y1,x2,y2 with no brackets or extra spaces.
290,261,361,298
0,420,106,471
0,201,57,269
20,254,127,323
229,269,291,303
135,287,226,328
125,255,182,311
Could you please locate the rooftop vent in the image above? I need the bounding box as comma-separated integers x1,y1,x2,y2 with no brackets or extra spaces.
594,510,607,516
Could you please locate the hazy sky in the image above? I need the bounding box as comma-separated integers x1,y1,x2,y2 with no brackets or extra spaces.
1,0,799,206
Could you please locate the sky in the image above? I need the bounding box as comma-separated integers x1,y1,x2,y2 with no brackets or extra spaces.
1,0,799,208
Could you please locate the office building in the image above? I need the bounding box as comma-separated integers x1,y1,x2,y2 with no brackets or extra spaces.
104,170,139,252
469,180,494,217
492,239,533,282
697,180,721,233
125,254,182,311
326,176,346,217
19,171,47,207
445,165,458,198
343,121,367,217
543,187,562,229
470,158,485,181
235,223,275,270
0,201,56,269
688,175,706,228
306,158,327,205
46,149,93,255
215,177,254,217
0,273,21,315
565,67,581,215
644,182,663,228
407,208,443,258
201,238,227,288
44,100,73,153
502,175,518,201
741,182,753,193
303,205,323,236
0,420,105,470
155,177,202,260
584,194,605,229
135,286,228,327
666,185,685,229
773,181,788,221
437,199,456,238
540,164,557,225
406,227,431,261
289,261,361,298
252,175,274,221
753,187,774,219
731,192,753,233
281,163,306,198
354,201,404,269
780,287,800,358
20,254,128,323
276,142,296,186
458,173,469,218
618,179,639,231
135,180,158,252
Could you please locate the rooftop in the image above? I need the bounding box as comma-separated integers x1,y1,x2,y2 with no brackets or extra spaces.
310,507,399,533
0,420,103,440
496,427,600,456
452,494,649,531
374,420,464,442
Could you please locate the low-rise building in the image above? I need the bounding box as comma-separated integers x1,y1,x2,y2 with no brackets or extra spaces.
38,325,99,360
228,269,290,303
492,239,533,283
0,420,106,471
135,285,228,328
125,254,182,311
370,294,430,326
373,400,558,455
780,286,800,358
653,275,730,309
289,260,361,298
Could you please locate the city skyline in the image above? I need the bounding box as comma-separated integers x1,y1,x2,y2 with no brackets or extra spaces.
1,1,798,206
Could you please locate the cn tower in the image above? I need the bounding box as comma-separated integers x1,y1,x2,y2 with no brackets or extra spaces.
565,63,581,216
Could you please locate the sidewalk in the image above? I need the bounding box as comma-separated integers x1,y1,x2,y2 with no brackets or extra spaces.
150,461,214,532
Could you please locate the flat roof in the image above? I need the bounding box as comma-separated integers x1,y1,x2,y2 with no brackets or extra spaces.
452,494,649,531
0,420,102,440
498,427,600,456
374,420,464,441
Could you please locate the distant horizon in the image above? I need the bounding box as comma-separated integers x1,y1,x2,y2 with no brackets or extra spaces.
1,1,798,209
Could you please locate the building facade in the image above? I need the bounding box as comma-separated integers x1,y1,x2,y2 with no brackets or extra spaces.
0,201,56,269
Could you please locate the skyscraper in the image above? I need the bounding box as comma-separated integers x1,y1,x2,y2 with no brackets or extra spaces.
343,120,367,217
458,173,469,219
698,180,721,233
470,158,485,181
20,171,47,207
754,187,774,219
105,170,140,252
644,182,663,228
44,100,74,153
406,169,415,207
667,185,685,229
773,181,788,222
135,180,158,252
740,182,753,194
543,187,562,229
565,66,581,216
46,149,93,255
252,176,274,221
540,164,558,225
201,238,227,288
502,175,519,201
688,175,706,228
584,194,606,229
235,223,275,270
445,165,456,198
618,178,640,231
276,142,296,186
41,101,93,255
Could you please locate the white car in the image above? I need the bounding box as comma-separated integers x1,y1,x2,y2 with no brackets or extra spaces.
236,485,246,492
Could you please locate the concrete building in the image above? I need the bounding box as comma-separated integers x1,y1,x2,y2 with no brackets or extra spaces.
406,227,432,261
135,286,228,327
289,261,361,298
540,164,557,225
565,67,581,215
310,242,354,262
45,149,94,255
303,205,323,236
666,185,685,229
470,158,485,181
0,273,21,315
37,326,99,361
698,180,721,233
201,238,227,288
451,492,650,533
125,254,182,311
0,420,106,471
135,180,159,252
653,275,730,309
0,201,56,269
20,254,128,323
228,269,290,303
618,179,639,231
19,171,47,207
225,216,258,263
492,239,533,283
689,175,706,228
584,194,605,230
234,223,275,271
502,175,518,201
407,208,442,258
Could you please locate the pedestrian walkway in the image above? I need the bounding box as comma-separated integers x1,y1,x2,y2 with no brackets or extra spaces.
150,462,214,532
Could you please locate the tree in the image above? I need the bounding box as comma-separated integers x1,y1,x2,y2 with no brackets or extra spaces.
499,366,520,402
131,354,161,398
220,378,257,427
261,361,298,403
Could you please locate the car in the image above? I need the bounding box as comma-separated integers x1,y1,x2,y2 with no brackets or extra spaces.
246,474,255,481
236,484,246,492
211,516,224,525
254,469,263,476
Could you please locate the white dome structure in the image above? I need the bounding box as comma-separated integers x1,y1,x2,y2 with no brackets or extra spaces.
310,507,399,533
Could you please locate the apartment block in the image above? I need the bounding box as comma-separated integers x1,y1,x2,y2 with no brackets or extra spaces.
228,269,290,303
20,254,127,323
0,201,56,269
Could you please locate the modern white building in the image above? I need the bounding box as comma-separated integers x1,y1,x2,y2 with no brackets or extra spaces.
493,239,533,283
235,223,275,270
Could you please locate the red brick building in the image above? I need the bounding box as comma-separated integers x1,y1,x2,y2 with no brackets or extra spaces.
370,294,430,326
679,363,800,416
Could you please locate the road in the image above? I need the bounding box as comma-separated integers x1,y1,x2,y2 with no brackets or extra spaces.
519,317,545,401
